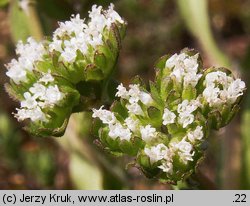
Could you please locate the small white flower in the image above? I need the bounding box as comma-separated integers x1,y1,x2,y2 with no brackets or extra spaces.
6,65,27,84
140,125,157,142
44,85,64,106
204,71,232,88
50,4,125,63
165,53,178,69
177,99,199,115
118,127,132,141
178,113,194,128
15,106,47,122
139,91,153,105
183,73,202,87
92,106,117,125
53,14,86,38
116,83,129,99
124,116,139,132
39,72,54,85
16,37,46,67
126,102,144,116
183,54,199,73
144,143,168,164
108,123,131,141
20,92,37,109
29,107,47,122
29,83,46,99
171,66,185,82
49,39,63,52
203,86,222,106
162,108,176,125
128,84,141,103
14,108,30,121
171,138,194,164
60,43,78,63
158,161,173,174
226,79,246,103
166,53,200,85
108,123,120,139
6,37,46,83
187,126,204,143
105,3,124,27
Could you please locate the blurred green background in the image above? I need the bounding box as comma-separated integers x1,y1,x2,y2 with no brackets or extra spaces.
0,0,250,189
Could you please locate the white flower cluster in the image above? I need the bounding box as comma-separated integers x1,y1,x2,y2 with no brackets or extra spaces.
165,52,202,87
49,3,124,63
92,107,159,142
144,125,203,174
93,84,158,142
116,83,153,116
14,72,64,122
203,71,246,106
162,108,176,125
177,99,200,128
162,99,200,128
6,37,46,84
92,106,131,141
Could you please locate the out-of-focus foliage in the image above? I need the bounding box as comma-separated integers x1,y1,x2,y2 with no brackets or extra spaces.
0,0,8,7
0,0,250,189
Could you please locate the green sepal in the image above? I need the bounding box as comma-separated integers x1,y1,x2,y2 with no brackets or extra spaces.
110,101,128,119
25,117,70,137
85,64,104,81
4,83,23,102
154,54,170,70
149,81,163,106
182,84,197,100
131,75,146,87
208,110,222,130
137,153,161,178
119,139,137,156
160,76,173,101
99,127,120,153
106,23,121,52
147,106,162,127
94,51,107,74
222,104,240,127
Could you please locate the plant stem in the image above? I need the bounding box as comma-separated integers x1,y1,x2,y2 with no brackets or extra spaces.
56,114,131,188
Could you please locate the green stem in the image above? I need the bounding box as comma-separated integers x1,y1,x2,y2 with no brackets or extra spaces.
241,94,250,189
9,0,43,42
27,0,43,40
177,0,231,68
56,115,130,188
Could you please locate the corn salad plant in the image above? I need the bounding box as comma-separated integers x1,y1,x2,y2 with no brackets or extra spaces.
5,3,246,185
